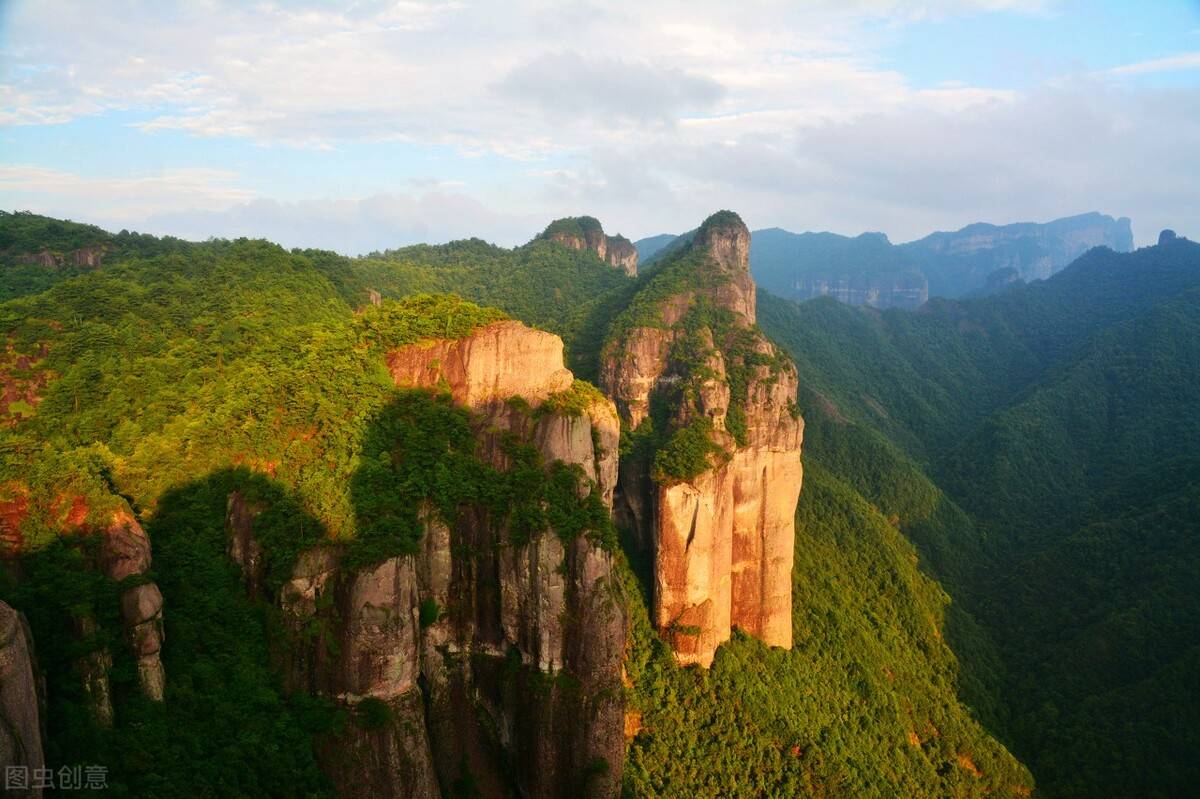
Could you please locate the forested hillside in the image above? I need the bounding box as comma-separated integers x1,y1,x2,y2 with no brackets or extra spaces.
758,235,1200,798
4,211,1194,797
0,212,1034,797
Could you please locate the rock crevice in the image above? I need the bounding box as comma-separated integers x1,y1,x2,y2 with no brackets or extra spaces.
601,211,803,667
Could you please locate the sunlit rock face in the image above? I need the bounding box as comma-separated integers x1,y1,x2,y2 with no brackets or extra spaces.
602,211,803,668
233,319,625,798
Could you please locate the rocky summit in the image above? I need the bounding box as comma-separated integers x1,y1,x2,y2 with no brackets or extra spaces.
601,211,803,667
542,216,639,277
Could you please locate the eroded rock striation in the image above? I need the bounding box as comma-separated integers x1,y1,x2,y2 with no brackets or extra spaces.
541,216,638,277
0,600,44,792
228,320,625,798
601,211,803,667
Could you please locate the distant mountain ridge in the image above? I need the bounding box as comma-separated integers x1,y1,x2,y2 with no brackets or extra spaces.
757,230,1200,799
906,212,1134,298
631,233,677,264
637,212,1134,310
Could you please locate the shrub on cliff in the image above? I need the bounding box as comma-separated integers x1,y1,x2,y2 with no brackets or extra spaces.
650,417,727,484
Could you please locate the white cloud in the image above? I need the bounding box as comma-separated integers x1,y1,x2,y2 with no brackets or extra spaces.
537,81,1200,246
0,164,254,222
497,52,724,124
0,0,1035,153
6,0,1194,251
1107,51,1200,76
142,192,544,253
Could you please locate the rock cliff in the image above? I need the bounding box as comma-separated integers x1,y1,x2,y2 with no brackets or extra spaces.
600,211,803,667
101,512,166,702
11,244,111,270
749,229,930,310
904,212,1133,297
0,600,44,793
542,216,638,277
0,499,165,725
228,320,625,798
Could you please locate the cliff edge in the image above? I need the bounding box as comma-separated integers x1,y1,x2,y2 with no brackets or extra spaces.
228,319,625,798
542,216,638,277
601,211,803,667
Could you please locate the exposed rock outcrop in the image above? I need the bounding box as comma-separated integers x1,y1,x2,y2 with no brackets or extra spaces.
74,615,114,727
0,600,44,792
226,491,266,598
232,320,625,798
11,244,110,270
790,272,929,310
541,216,638,277
386,321,574,408
1,499,165,721
601,211,803,668
101,512,165,702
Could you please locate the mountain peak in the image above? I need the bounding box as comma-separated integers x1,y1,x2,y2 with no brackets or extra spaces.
540,215,637,276
690,210,754,320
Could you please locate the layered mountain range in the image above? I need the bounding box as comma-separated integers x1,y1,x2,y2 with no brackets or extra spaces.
639,212,1134,310
1,208,1193,798
0,211,817,797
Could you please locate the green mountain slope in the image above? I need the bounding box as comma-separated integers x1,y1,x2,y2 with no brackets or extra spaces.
0,216,1034,797
621,455,1031,797
758,235,1200,798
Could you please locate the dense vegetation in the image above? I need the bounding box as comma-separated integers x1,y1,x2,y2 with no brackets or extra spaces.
0,210,112,255
608,216,793,490
0,218,619,795
540,215,605,240
2,209,1192,797
621,459,1032,796
611,212,1031,795
758,236,1200,798
352,236,634,379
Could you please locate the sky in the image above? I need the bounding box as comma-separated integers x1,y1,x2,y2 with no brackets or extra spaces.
1,0,1198,253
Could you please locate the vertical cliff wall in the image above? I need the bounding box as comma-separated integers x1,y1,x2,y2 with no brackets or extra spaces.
601,211,803,667
228,320,625,798
541,216,638,277
0,600,44,792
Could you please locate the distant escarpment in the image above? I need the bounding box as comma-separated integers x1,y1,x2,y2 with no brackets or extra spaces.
750,230,929,310
748,212,1133,308
601,211,803,667
227,320,625,798
909,211,1134,296
542,216,638,277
